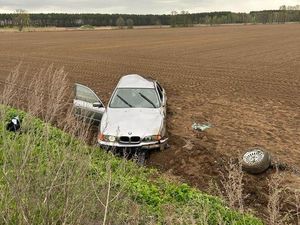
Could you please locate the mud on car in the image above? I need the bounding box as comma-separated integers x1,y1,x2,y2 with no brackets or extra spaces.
73,74,168,163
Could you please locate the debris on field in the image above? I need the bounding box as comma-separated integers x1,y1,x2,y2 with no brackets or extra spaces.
192,122,212,131
6,116,21,132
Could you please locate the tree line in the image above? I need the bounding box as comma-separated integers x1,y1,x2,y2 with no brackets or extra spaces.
0,5,299,29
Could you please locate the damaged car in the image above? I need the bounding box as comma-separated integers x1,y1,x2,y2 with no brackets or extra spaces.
73,74,168,163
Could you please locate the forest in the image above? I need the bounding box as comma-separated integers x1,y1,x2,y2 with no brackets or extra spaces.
0,6,299,28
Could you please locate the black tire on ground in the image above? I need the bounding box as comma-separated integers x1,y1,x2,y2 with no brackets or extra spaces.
242,148,271,174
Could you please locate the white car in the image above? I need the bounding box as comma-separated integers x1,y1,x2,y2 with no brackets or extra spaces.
73,74,168,157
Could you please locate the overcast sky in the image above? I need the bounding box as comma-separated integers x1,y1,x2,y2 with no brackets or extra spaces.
0,0,299,14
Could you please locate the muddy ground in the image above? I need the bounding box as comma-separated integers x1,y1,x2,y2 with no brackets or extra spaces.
0,24,299,221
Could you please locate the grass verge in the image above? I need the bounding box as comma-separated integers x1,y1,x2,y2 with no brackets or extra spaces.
0,106,263,224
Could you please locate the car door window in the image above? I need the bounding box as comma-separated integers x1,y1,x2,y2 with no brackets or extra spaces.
74,84,105,123
75,84,100,104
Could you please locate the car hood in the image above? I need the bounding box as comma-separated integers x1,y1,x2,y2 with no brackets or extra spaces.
100,108,163,137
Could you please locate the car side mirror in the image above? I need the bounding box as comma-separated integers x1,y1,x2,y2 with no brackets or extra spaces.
93,102,103,108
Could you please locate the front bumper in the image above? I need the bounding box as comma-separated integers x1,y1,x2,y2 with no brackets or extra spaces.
98,138,168,150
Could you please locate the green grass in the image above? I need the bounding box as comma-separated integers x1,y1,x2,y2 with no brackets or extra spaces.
0,106,263,224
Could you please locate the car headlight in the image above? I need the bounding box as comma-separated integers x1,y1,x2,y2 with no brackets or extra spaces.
143,135,161,142
108,135,116,142
98,133,117,142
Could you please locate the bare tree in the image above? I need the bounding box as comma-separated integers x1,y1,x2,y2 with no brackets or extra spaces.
116,16,125,29
279,5,287,23
14,9,30,31
126,18,134,29
170,11,177,27
180,10,193,27
155,19,161,27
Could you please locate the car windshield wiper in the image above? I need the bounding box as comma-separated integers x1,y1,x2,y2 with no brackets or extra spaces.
117,94,133,108
138,92,156,108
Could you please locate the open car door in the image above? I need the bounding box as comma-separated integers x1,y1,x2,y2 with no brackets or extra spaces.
73,83,105,123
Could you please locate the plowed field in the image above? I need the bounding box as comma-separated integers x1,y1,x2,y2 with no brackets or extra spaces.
1,24,299,219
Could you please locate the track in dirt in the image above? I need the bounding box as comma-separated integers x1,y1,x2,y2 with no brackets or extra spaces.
1,24,300,219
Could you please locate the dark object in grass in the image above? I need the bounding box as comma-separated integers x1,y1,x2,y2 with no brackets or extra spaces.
6,116,21,132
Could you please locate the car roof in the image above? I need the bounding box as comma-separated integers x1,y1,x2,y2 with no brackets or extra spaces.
117,74,155,89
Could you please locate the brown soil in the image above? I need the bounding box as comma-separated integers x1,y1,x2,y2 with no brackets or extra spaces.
1,24,299,220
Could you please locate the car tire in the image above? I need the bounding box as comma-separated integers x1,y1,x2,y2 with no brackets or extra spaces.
242,148,271,174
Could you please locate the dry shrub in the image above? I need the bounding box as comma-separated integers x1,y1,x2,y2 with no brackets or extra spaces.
0,64,94,142
285,188,300,225
220,158,244,213
294,190,300,224
59,106,93,143
1,64,69,122
0,64,27,108
267,169,286,225
268,172,300,225
26,64,69,124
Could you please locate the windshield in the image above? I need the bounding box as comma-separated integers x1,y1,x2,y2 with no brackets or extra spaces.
109,88,160,108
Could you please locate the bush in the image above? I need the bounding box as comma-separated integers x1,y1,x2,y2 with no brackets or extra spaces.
116,16,125,29
126,18,134,29
80,24,95,30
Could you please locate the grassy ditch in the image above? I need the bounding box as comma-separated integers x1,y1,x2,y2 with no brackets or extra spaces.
0,106,263,224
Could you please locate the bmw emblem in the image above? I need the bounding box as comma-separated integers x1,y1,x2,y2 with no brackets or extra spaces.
128,131,132,135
